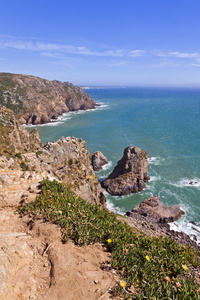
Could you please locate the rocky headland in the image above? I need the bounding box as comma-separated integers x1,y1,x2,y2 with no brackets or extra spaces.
101,146,150,195
0,72,97,125
0,86,200,298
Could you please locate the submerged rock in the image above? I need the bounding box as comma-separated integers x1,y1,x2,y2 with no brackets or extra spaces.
91,151,108,171
101,146,150,195
126,195,185,224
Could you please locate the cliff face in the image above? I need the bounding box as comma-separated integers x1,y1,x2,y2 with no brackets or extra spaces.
0,105,42,156
0,72,96,125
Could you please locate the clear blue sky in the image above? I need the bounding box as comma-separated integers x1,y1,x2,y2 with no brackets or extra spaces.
0,0,200,86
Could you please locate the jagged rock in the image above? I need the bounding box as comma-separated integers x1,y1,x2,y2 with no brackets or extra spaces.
34,137,106,207
0,72,97,125
126,195,185,223
101,146,150,195
91,151,108,171
0,105,43,156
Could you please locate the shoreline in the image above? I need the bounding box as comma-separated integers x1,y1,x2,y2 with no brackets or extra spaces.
23,101,106,128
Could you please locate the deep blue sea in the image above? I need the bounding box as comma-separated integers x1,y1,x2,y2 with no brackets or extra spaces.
27,87,200,244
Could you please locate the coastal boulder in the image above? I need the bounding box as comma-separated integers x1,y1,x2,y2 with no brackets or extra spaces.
126,195,185,224
91,151,108,171
101,146,150,195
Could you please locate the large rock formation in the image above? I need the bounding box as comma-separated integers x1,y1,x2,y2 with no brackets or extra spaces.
91,151,108,171
126,195,185,224
0,72,97,125
101,146,150,195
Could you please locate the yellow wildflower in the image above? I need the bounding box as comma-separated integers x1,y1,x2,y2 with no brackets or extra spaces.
182,264,188,271
145,255,150,261
119,280,126,288
107,239,112,243
176,282,181,288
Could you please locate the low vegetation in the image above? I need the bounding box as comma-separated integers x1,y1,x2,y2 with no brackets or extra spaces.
19,179,200,299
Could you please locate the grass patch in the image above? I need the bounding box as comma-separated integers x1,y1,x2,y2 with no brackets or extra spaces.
18,179,200,299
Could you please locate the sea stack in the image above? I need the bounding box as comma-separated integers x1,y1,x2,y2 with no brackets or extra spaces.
101,146,150,195
91,151,108,171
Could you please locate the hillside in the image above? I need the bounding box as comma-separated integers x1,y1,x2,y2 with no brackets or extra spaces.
0,72,96,125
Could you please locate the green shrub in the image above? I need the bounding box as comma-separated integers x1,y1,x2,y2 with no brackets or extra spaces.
36,150,42,157
68,158,73,166
15,153,22,159
20,162,29,171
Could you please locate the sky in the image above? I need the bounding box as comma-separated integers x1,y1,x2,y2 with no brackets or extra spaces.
0,0,200,87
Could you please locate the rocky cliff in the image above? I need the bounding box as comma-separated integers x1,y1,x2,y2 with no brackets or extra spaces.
21,136,106,207
0,72,96,125
0,105,105,207
0,105,42,156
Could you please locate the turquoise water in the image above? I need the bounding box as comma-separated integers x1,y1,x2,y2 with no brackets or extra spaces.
27,87,200,242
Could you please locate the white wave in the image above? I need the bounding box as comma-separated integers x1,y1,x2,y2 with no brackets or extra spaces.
95,102,110,110
148,156,157,162
105,196,124,215
171,178,200,189
149,175,161,182
101,161,113,171
24,121,64,127
148,156,165,165
170,219,200,245
57,113,72,121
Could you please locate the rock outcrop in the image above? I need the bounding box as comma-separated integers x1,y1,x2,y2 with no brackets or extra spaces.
91,151,108,171
101,146,150,195
0,72,97,125
0,105,43,156
126,195,185,224
29,137,106,207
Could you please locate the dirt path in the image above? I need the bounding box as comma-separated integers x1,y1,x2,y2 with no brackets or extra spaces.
0,167,119,300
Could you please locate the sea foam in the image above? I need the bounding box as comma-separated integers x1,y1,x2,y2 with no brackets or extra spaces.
170,219,200,245
101,161,113,171
170,178,200,189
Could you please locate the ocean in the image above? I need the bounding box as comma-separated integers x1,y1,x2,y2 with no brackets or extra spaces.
26,87,200,244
